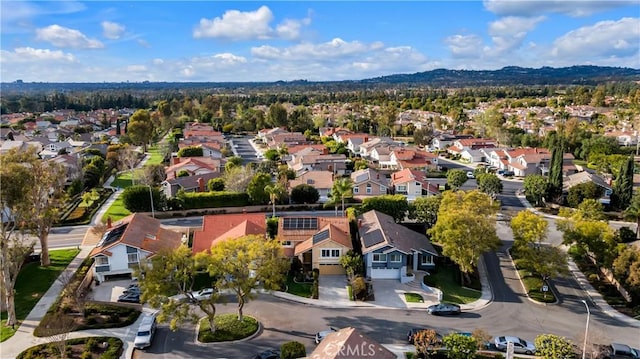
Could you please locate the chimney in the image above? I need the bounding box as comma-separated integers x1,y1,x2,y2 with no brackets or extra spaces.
197,177,205,192
107,216,112,228
173,157,181,165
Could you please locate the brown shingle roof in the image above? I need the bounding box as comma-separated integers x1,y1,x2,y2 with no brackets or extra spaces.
358,210,438,256
192,213,266,253
89,213,182,257
294,223,353,255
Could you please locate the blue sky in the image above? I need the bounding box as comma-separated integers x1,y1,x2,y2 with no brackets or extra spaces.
1,1,639,82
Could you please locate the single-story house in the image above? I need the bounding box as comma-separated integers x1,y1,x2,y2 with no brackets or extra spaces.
191,213,267,254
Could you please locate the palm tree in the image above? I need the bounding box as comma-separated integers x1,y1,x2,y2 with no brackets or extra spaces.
623,191,640,238
331,178,353,217
264,183,284,218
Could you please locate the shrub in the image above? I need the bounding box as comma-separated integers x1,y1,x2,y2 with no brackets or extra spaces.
177,191,249,209
280,341,307,359
80,351,92,359
351,276,367,300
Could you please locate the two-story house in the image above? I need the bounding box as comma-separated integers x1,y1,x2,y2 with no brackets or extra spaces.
390,168,439,201
289,171,334,203
90,213,183,283
350,168,390,199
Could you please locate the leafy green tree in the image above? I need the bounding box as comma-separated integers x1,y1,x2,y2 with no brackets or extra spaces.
442,333,477,359
623,191,640,238
575,199,606,221
558,214,617,267
207,178,225,191
510,211,548,246
446,169,468,191
263,149,280,161
613,246,640,289
177,146,203,157
202,235,288,321
409,195,442,228
547,137,564,203
566,182,603,208
429,190,501,284
339,250,364,280
476,173,502,200
290,184,320,204
612,156,634,210
523,175,548,207
266,103,288,128
122,185,164,213
224,156,243,171
329,178,353,217
127,109,155,152
139,245,219,332
280,341,306,359
246,173,273,205
361,194,410,223
534,334,574,359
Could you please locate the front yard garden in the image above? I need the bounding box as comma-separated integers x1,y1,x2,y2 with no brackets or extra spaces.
1,248,80,342
17,336,123,359
283,273,313,298
404,293,424,303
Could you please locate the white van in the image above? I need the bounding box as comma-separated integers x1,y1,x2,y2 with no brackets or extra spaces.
134,313,157,349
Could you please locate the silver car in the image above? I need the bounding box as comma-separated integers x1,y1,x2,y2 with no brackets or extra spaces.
494,336,536,355
134,313,157,349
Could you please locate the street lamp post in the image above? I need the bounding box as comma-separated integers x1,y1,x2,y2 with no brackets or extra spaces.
148,185,155,218
581,299,590,359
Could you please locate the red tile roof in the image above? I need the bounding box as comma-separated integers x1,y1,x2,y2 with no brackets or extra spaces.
192,213,267,253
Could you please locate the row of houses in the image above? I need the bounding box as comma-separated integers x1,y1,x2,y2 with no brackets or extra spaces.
90,211,439,283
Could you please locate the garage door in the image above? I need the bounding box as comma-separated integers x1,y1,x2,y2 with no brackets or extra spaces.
319,264,345,275
371,268,400,279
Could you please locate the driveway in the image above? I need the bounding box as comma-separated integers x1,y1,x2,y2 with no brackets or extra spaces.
89,279,134,302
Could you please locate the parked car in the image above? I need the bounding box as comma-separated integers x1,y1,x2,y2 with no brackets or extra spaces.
466,171,475,179
118,292,140,303
253,349,280,359
191,288,216,301
494,336,536,355
427,303,461,316
315,327,338,344
604,343,640,358
134,313,157,349
407,328,443,344
123,286,141,295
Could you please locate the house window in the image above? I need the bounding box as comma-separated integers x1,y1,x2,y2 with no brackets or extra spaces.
397,185,407,193
372,253,387,262
281,241,293,247
353,186,359,194
389,253,401,262
127,253,139,264
321,249,340,258
366,184,372,194
421,254,433,265
95,256,108,265
380,185,386,193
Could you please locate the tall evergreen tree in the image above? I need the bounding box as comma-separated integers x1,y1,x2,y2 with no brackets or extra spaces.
116,118,121,135
546,136,564,203
612,156,634,210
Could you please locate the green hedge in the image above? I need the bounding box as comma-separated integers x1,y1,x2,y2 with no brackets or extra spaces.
179,191,249,209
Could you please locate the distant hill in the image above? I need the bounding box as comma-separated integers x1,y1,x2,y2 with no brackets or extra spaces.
2,66,639,94
361,65,640,86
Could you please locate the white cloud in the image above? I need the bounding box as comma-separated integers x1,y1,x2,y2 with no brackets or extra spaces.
36,25,104,49
445,34,485,58
193,5,310,41
212,53,247,65
126,65,147,72
251,38,373,60
487,16,546,55
101,21,125,40
551,17,640,59
152,58,164,65
483,0,638,17
0,47,76,63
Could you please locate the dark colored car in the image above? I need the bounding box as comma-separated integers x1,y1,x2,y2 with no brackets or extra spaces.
407,328,443,344
253,349,280,359
427,303,461,316
117,293,140,303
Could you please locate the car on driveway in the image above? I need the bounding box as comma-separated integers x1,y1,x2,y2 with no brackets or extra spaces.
407,328,443,344
118,292,140,303
315,327,338,344
253,349,280,359
494,336,536,355
466,171,475,179
427,303,461,316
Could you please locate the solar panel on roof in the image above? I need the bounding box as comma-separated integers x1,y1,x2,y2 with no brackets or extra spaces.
362,228,385,248
282,217,318,230
96,223,128,247
312,229,330,244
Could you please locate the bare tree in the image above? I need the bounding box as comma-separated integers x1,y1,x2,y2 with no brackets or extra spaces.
43,313,77,359
118,145,140,185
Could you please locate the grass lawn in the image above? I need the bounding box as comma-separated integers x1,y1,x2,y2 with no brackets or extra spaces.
284,275,313,298
425,265,481,304
198,314,258,342
404,293,424,303
101,195,131,222
0,248,80,342
518,270,556,303
146,146,164,165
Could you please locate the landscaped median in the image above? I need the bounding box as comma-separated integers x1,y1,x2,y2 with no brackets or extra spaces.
0,248,80,342
17,337,123,359
197,314,259,343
